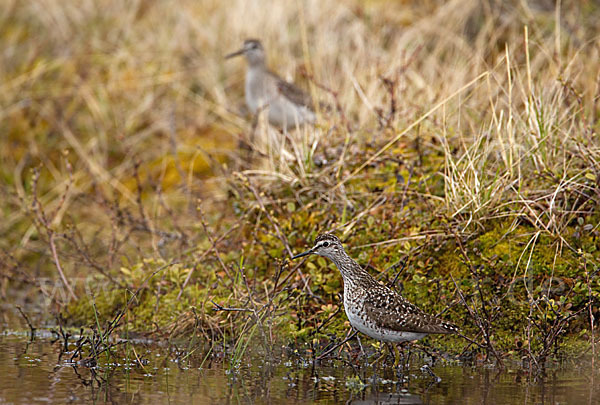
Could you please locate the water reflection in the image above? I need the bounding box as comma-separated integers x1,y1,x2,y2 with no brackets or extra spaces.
350,392,423,404
0,331,598,404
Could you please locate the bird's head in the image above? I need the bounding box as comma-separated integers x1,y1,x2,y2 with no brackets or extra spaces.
225,39,265,66
292,233,344,261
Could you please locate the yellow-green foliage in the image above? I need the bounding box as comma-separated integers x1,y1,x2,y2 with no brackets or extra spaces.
66,289,127,327
2,0,599,363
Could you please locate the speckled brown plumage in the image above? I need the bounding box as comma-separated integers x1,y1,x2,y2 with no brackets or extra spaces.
293,233,459,342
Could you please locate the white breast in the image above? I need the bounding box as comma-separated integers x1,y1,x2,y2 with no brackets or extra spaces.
245,68,268,115
344,296,426,343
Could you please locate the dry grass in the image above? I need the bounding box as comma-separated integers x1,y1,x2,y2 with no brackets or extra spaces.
1,0,599,363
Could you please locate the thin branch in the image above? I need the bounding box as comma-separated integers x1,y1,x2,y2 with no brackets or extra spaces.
16,306,36,338
49,233,77,300
317,329,359,360
210,300,253,313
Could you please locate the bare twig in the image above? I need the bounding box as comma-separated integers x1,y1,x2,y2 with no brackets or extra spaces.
244,177,293,258
210,300,253,313
48,233,77,300
16,306,36,339
586,260,596,364
30,166,77,300
450,272,503,366
317,329,359,360
196,201,232,279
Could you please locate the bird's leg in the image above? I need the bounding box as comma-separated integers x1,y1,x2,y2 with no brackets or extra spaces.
394,343,409,379
404,342,412,369
355,332,366,358
370,343,387,372
371,349,386,367
383,343,398,368
250,112,259,146
392,344,402,368
249,104,269,156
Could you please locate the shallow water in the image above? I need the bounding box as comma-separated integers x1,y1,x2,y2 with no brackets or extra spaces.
0,329,598,405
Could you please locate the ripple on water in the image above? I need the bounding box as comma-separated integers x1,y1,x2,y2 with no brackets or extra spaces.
0,332,598,404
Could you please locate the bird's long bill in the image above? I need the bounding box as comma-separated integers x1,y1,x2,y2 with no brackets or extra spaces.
225,49,244,59
291,249,313,260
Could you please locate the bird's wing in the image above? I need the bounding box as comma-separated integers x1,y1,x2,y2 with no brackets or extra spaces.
363,285,458,335
269,71,314,110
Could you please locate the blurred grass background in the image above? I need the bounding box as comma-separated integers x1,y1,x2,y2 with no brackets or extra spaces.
1,0,599,361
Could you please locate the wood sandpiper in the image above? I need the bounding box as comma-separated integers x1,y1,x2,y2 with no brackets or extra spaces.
292,234,459,345
226,39,316,129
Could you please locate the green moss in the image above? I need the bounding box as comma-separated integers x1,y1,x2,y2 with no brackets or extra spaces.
65,288,127,326
57,134,599,363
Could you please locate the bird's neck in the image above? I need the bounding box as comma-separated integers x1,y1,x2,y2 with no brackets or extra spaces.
247,58,266,70
330,253,375,288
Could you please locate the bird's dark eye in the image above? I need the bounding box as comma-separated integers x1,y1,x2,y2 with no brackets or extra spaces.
322,241,329,247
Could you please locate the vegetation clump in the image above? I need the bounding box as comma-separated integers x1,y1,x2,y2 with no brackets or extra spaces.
1,0,599,371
